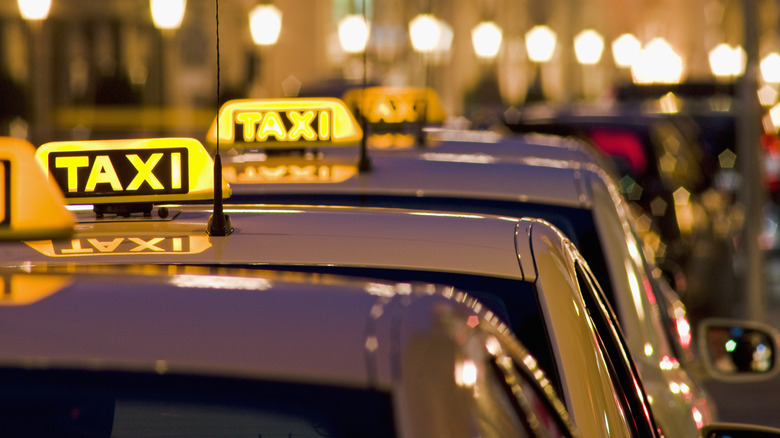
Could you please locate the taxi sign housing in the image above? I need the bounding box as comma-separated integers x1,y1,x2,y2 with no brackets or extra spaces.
206,98,362,147
35,137,230,208
0,137,73,240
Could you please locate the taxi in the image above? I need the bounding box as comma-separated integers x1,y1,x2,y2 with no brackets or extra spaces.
0,266,580,438
200,93,714,436
3,128,659,436
0,136,584,437
3,129,780,437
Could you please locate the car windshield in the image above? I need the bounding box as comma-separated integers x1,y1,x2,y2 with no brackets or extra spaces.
0,369,396,438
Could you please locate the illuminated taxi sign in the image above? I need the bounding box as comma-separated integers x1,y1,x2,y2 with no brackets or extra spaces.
341,86,446,125
206,98,362,147
25,235,212,257
0,137,74,240
35,138,230,205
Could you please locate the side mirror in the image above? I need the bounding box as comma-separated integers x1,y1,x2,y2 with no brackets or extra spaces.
698,318,780,382
701,422,780,437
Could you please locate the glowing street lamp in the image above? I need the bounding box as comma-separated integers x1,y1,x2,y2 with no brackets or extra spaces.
631,37,684,84
574,29,604,65
709,43,745,78
525,25,556,63
338,14,370,54
150,0,186,30
250,4,283,46
611,33,641,68
471,21,503,59
409,14,442,53
17,0,51,20
761,53,780,84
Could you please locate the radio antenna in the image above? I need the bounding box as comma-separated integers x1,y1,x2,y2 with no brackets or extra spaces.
208,0,233,236
356,0,372,173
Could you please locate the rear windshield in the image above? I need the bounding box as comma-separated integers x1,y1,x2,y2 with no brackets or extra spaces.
0,369,395,438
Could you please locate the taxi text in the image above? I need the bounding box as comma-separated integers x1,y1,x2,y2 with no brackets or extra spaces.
48,148,189,197
234,110,332,143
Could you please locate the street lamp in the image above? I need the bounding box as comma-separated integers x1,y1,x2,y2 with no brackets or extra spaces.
709,43,745,78
471,21,502,59
150,0,186,30
409,14,442,54
338,14,370,54
17,0,51,20
611,33,641,68
574,29,605,99
525,25,556,101
525,25,556,63
250,4,282,46
631,37,683,84
761,53,780,84
574,29,604,65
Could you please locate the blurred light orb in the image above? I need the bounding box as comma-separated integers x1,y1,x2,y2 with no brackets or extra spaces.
709,44,745,78
612,33,641,68
471,21,503,59
409,14,442,53
18,0,51,20
574,29,605,65
761,53,780,84
250,4,283,45
525,25,557,63
338,15,369,53
632,38,684,84
150,0,187,30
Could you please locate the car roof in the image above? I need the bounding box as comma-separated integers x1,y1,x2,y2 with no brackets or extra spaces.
0,268,461,389
223,133,609,209
3,205,527,280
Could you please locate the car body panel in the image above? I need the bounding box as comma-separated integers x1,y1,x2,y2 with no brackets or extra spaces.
213,133,714,435
0,267,579,437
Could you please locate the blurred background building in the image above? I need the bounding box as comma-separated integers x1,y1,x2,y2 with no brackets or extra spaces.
0,0,775,144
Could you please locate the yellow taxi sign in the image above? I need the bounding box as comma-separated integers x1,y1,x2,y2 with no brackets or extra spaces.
341,86,446,125
35,137,231,205
206,98,362,147
0,137,74,240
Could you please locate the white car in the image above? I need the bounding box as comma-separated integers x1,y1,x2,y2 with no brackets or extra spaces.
202,96,715,436
0,263,583,437
9,128,778,437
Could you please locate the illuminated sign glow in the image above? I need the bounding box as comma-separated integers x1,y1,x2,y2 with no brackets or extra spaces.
35,138,230,205
206,98,362,147
25,235,212,257
223,162,358,184
342,87,446,125
0,274,71,306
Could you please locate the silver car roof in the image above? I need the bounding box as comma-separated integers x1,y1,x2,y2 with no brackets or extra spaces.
0,269,459,388
223,132,610,208
2,205,527,280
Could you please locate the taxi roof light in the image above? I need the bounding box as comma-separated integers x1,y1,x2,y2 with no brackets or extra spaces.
0,137,74,240
341,86,446,148
35,137,230,210
206,98,362,147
